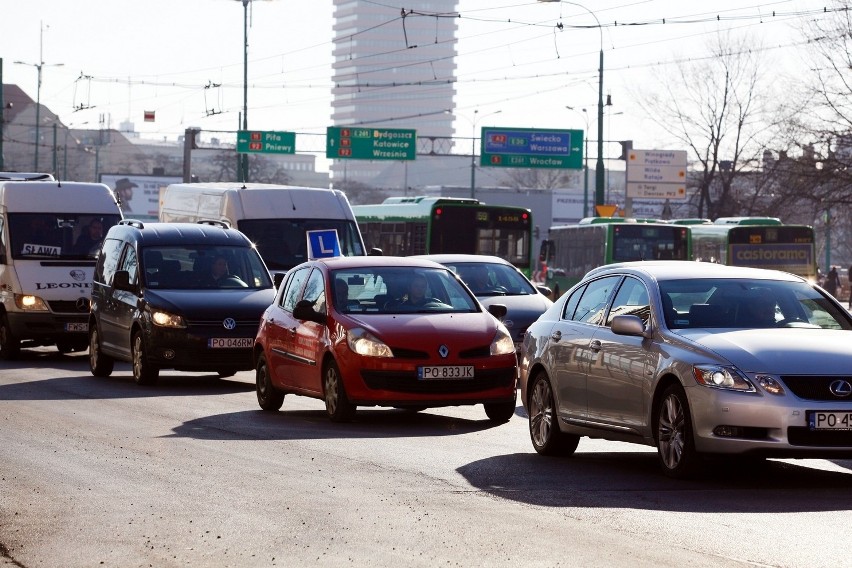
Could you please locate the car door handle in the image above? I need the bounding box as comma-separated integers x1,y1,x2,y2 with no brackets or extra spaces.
550,330,562,341
589,339,602,352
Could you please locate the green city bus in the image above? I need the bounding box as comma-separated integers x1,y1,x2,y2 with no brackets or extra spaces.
352,196,534,274
684,217,818,282
539,218,692,297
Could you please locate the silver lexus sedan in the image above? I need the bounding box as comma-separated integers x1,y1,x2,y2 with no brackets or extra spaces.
519,261,852,478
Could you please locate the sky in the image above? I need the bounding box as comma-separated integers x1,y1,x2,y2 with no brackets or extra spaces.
1,0,832,172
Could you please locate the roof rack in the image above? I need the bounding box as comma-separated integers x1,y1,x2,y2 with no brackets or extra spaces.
196,219,230,229
119,219,145,229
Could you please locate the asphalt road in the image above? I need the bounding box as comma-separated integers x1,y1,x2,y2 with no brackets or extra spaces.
2,349,852,568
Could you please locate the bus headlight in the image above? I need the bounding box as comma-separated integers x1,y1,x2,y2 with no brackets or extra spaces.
14,294,49,311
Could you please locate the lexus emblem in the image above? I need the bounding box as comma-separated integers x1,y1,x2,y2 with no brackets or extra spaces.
829,380,852,398
438,345,449,358
75,298,90,312
222,318,237,330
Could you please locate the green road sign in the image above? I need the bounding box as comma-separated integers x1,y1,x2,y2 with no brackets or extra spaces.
326,127,416,161
237,130,296,154
480,127,583,169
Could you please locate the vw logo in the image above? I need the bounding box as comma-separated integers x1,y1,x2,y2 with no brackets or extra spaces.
70,270,86,281
829,379,852,398
222,318,237,330
438,345,449,358
75,298,90,312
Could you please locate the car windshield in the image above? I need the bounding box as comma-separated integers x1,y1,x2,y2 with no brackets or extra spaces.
331,266,480,314
8,213,122,260
659,278,852,330
141,245,273,290
443,261,537,297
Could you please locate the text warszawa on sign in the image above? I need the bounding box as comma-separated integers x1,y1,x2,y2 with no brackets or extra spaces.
626,149,688,200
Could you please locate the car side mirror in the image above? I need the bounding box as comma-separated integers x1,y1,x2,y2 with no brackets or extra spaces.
273,272,286,290
293,299,327,325
369,247,383,256
536,285,552,297
611,314,651,337
112,270,137,293
488,304,507,320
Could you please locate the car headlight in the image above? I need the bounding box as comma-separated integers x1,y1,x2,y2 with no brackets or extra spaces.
151,309,186,328
14,293,48,311
347,327,393,357
490,326,515,356
692,365,755,392
754,374,786,396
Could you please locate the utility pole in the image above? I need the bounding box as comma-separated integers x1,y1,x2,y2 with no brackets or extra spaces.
15,22,64,172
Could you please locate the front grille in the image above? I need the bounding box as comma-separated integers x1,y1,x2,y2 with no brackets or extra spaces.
361,368,515,394
788,427,852,447
459,346,491,358
780,376,852,402
187,318,260,328
390,347,429,359
48,300,90,314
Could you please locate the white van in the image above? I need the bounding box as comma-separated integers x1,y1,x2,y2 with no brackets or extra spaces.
160,183,367,274
0,180,123,359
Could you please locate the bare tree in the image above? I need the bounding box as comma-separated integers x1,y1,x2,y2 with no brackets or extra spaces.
639,33,777,219
499,168,573,190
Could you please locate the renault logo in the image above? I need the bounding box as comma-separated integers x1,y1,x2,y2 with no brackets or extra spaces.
223,318,237,330
829,380,852,398
438,345,449,358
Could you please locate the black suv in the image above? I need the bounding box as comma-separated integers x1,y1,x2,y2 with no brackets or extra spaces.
88,220,275,384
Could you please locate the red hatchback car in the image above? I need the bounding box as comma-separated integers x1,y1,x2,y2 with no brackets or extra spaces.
253,256,518,422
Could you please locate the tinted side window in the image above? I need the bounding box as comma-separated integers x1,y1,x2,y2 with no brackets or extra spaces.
562,284,585,320
95,237,124,285
607,276,650,326
302,269,326,315
120,246,139,285
281,267,310,311
573,276,620,325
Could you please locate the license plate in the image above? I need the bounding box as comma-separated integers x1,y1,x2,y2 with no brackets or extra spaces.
65,322,88,332
417,365,474,380
809,411,852,430
208,337,254,349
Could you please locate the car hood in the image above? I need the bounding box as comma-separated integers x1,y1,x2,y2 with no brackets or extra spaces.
673,328,852,374
144,288,275,319
344,312,501,352
477,294,551,335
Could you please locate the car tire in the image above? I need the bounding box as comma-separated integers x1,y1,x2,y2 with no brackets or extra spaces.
89,326,114,377
323,360,356,422
528,370,580,456
132,331,159,386
255,354,284,411
484,398,516,423
656,383,699,479
0,313,21,360
57,338,88,354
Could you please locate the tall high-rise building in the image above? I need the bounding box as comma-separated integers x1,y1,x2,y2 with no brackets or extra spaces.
331,0,459,185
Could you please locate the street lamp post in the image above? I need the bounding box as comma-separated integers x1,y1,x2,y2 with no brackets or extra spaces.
468,109,501,199
566,106,590,217
539,0,604,208
15,22,63,172
240,0,250,183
